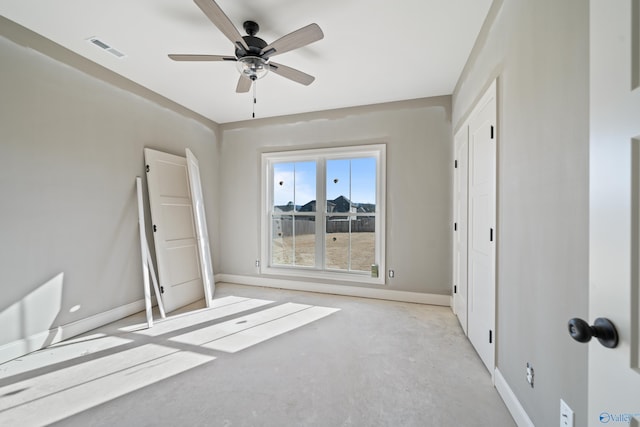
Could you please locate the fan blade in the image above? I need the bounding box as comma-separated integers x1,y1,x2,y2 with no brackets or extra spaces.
269,62,315,86
260,23,323,58
236,76,252,93
168,54,236,61
193,0,249,51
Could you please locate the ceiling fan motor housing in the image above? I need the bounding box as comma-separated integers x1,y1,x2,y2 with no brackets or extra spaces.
236,21,268,58
237,36,267,57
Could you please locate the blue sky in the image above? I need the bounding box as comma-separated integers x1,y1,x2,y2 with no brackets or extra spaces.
273,158,376,207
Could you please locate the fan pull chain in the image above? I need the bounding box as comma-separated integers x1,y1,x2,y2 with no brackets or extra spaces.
252,79,257,119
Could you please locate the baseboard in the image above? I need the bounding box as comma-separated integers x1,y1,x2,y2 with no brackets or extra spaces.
216,274,451,306
0,299,146,365
494,367,535,427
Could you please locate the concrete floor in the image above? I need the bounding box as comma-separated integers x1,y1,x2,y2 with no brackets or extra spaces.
0,283,515,426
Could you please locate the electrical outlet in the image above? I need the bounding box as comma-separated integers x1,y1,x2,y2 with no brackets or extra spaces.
388,269,395,278
560,399,574,427
526,363,534,388
255,259,260,268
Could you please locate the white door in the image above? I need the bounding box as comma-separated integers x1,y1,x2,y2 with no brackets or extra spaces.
467,81,497,374
588,1,640,425
144,148,204,313
186,148,215,307
453,126,469,334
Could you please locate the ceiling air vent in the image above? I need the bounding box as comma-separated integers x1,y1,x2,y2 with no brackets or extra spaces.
87,37,126,59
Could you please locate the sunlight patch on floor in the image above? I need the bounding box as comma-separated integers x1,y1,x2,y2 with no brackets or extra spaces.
119,296,274,337
206,305,340,353
0,334,132,378
171,302,340,353
0,344,214,425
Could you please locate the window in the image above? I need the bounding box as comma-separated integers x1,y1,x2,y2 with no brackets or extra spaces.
262,145,386,284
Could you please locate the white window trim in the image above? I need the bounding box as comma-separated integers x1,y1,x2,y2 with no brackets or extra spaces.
260,144,386,285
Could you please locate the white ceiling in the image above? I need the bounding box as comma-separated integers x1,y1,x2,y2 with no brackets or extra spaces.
0,0,492,124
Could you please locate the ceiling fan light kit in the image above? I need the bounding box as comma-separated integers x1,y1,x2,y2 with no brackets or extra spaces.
169,0,324,118
236,56,269,81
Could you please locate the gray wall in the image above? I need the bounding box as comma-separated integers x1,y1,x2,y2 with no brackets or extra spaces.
0,19,220,356
219,98,453,295
452,0,589,424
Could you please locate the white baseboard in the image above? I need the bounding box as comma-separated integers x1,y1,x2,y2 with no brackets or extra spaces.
0,299,146,365
494,367,535,427
216,274,451,306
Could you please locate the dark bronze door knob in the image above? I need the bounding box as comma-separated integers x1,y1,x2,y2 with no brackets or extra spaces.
568,317,618,348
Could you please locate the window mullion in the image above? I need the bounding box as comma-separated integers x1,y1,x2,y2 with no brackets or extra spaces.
316,158,326,270
375,151,382,269
348,160,352,271
268,160,275,267
292,163,296,266
348,212,352,272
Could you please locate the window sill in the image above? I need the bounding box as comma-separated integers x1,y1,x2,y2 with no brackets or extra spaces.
261,266,386,286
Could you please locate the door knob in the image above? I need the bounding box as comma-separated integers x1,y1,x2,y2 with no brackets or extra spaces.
568,317,618,348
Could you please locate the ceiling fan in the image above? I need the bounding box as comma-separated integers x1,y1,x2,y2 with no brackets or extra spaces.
169,0,324,94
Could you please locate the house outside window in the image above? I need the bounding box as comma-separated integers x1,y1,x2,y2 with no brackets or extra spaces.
261,144,386,285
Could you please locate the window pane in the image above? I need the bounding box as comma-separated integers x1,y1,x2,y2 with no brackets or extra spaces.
325,216,376,272
294,217,315,267
351,157,376,213
274,162,316,212
295,161,316,212
327,159,351,213
350,216,376,272
325,216,349,270
273,163,294,212
272,215,316,267
272,215,293,265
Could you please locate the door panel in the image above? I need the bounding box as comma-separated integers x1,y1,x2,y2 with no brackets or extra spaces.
165,245,201,285
157,161,191,197
589,1,640,425
467,81,497,374
161,205,196,240
144,148,204,313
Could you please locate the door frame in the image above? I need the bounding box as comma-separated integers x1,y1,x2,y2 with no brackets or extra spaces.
186,148,215,307
453,125,470,334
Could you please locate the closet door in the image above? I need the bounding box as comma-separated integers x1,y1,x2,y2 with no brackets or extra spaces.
467,81,497,374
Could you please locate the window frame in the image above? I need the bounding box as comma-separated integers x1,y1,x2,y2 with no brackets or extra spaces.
261,144,386,285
